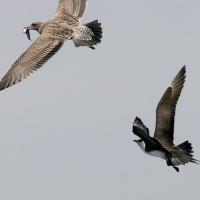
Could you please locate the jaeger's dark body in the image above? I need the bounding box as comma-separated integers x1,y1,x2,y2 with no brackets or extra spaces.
132,66,199,172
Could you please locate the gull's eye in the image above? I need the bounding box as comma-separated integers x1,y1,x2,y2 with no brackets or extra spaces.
31,23,37,27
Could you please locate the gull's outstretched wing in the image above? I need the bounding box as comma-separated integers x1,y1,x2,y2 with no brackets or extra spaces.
55,0,88,19
0,35,64,91
154,66,186,147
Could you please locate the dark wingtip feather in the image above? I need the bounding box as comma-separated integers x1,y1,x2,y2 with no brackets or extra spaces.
132,116,149,135
172,66,186,86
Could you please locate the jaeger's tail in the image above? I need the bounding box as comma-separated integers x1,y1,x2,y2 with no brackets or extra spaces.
178,140,193,154
171,140,199,166
73,20,103,49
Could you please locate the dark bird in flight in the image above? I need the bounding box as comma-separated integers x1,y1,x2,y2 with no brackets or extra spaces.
132,66,199,172
0,0,102,91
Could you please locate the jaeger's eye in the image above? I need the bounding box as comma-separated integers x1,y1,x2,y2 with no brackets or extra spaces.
31,23,36,27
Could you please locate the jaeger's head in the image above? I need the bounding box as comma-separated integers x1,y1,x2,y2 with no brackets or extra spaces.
133,139,145,150
23,22,43,40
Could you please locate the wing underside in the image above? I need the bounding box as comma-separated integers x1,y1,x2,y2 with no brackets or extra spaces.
0,35,64,90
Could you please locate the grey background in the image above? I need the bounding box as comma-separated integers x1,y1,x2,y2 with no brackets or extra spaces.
0,0,199,199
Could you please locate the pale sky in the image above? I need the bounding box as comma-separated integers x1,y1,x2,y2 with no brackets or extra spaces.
0,1,199,200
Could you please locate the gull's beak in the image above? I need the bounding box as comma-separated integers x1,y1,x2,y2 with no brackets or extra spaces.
23,27,31,40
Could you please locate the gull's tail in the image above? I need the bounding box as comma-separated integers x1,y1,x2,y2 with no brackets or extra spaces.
73,20,103,49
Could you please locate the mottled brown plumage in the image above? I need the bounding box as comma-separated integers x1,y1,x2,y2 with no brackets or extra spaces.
0,0,102,91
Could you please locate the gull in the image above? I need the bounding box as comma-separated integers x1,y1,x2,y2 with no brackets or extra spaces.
132,66,199,172
0,0,102,91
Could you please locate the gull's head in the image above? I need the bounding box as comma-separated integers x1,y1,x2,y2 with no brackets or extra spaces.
23,22,43,40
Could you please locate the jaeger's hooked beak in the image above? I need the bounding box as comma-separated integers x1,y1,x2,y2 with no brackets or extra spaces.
23,27,31,41
133,139,142,143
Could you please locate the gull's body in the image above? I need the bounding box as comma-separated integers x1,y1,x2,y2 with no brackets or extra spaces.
132,66,199,172
0,0,102,91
